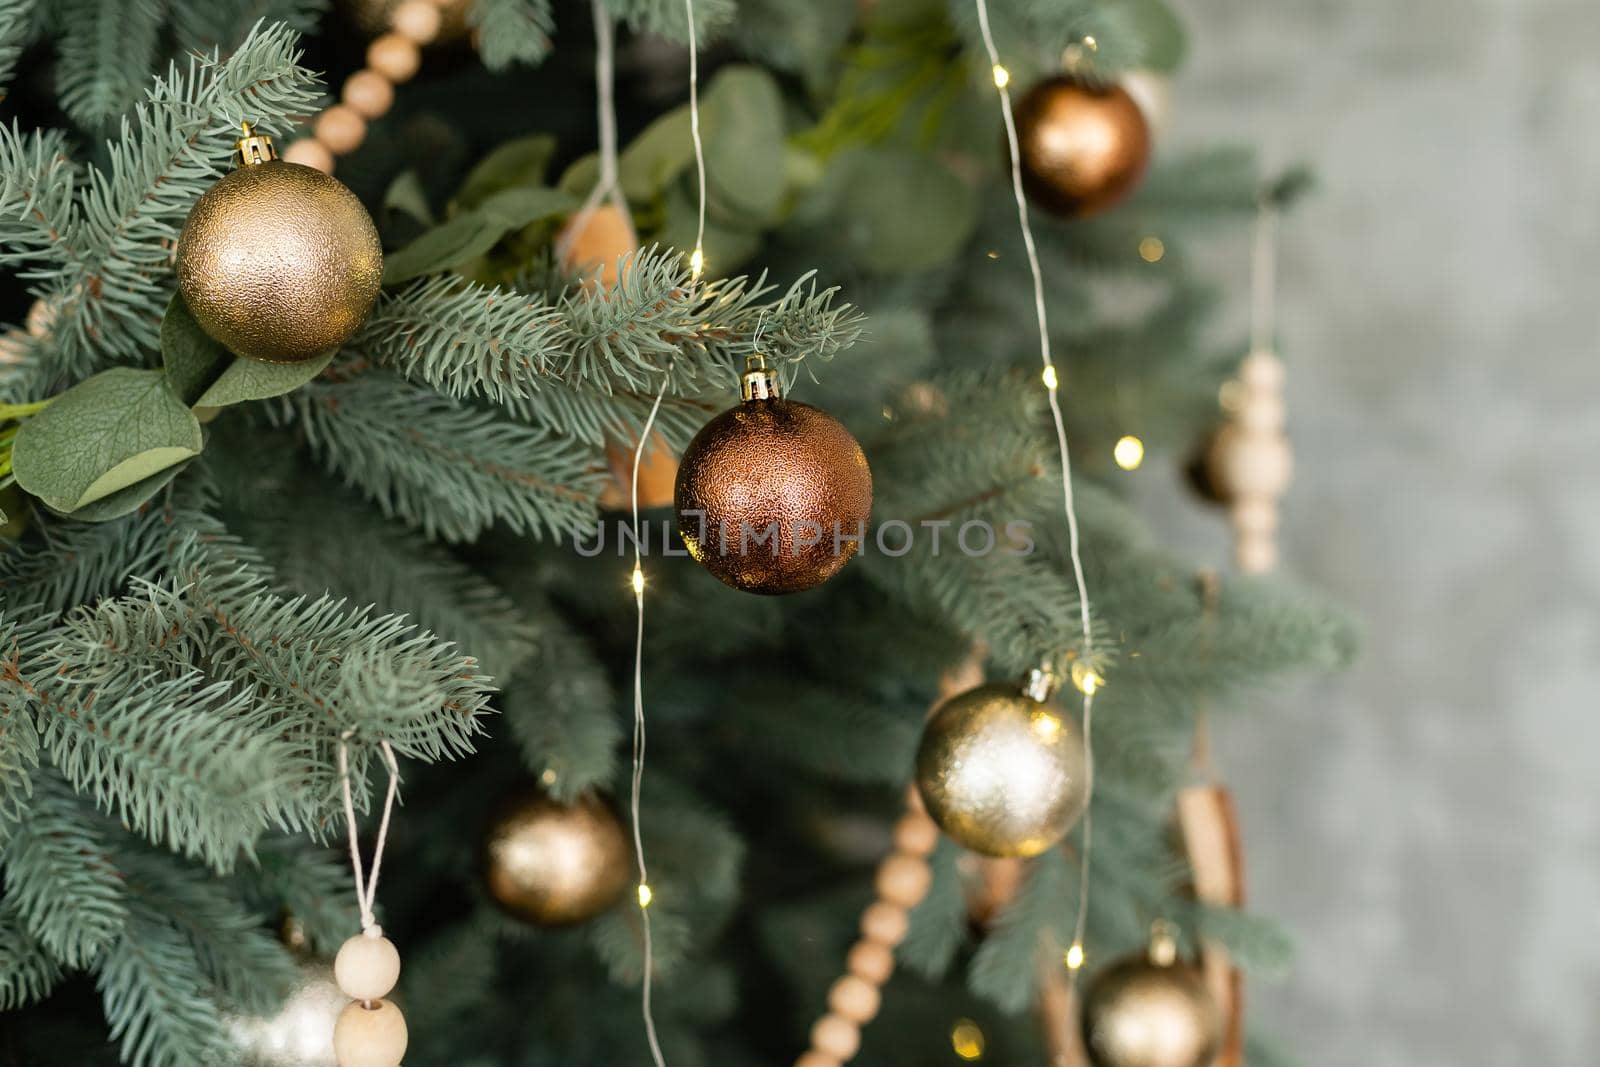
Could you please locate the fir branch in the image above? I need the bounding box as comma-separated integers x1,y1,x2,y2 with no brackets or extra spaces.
967,848,1072,1013
469,0,555,72
55,0,165,129
737,679,920,784
603,0,736,44
0,907,62,1010
1,771,128,968
0,124,79,282
0,611,44,842
235,838,355,956
169,0,329,54
0,502,182,617
97,904,231,1067
32,22,320,384
0,0,39,100
898,838,967,978
287,368,604,543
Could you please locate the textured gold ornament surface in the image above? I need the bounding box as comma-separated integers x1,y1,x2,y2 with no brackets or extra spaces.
226,960,343,1066
176,161,382,363
1082,953,1221,1067
481,787,631,926
674,397,873,595
1014,76,1151,218
914,682,1088,857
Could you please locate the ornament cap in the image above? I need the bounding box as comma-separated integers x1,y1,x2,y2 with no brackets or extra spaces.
1023,666,1058,702
740,355,781,402
1148,918,1179,966
233,122,279,167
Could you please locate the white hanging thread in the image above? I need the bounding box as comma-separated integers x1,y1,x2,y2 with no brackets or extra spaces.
557,0,626,263
970,0,1100,975
338,731,401,937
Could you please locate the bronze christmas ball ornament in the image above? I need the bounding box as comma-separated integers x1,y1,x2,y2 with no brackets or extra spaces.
914,673,1089,858
674,362,873,595
176,126,383,363
1013,75,1152,218
1082,927,1221,1067
481,786,632,926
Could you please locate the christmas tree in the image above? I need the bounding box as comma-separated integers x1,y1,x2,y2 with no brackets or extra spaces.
0,2,1353,1066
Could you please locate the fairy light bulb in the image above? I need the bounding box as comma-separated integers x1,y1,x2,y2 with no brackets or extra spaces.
637,883,653,908
1041,365,1059,391
951,1018,986,1060
1114,435,1145,470
631,566,645,595
1071,661,1103,695
689,247,704,277
991,64,1010,88
1065,942,1085,970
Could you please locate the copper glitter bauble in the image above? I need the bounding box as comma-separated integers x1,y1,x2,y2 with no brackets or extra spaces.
914,681,1088,858
481,787,631,926
674,368,873,595
1013,75,1151,219
176,135,382,363
1082,947,1221,1067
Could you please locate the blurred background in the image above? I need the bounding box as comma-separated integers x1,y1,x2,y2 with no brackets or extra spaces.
1147,1,1600,1063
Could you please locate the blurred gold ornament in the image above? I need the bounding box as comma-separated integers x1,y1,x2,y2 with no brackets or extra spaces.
227,961,344,1067
1082,926,1221,1067
481,786,632,925
674,362,873,595
914,675,1088,857
1013,75,1151,218
175,126,382,363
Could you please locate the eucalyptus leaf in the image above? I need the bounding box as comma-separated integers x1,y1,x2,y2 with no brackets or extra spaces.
823,148,979,272
11,368,202,514
618,106,695,202
55,460,195,521
703,66,787,224
161,293,232,406
383,169,435,228
1122,0,1187,72
194,349,337,409
456,134,559,208
383,187,576,285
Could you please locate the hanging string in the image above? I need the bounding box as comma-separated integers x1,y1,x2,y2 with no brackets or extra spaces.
557,0,626,263
337,731,401,937
970,0,1100,976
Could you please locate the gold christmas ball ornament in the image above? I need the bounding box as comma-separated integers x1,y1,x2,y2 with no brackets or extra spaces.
1013,75,1152,219
175,126,382,363
914,673,1089,857
481,786,632,926
226,960,344,1067
674,361,873,595
1082,926,1222,1067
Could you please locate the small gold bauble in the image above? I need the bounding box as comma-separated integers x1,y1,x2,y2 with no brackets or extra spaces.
674,370,873,595
1013,75,1151,218
176,156,382,363
914,681,1088,857
1082,950,1221,1067
481,786,632,926
225,960,343,1067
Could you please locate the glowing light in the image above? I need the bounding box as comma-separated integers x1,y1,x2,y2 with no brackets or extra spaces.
540,768,558,786
1138,236,1165,263
1082,35,1098,50
991,64,1010,89
1113,435,1145,470
1030,709,1063,741
985,249,1000,260
689,247,704,277
637,883,653,908
951,1018,986,1060
1041,365,1059,391
1065,943,1085,970
1071,661,1103,696
631,567,646,595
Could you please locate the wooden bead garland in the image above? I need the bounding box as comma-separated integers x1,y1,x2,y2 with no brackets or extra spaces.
1207,349,1291,574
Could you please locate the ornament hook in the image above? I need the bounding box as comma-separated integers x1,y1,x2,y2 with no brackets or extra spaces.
233,121,279,168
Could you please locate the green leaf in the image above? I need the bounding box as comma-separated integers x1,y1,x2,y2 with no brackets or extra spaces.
194,350,336,409
618,106,696,202
383,169,434,228
160,293,231,406
382,187,576,285
52,462,194,522
813,148,979,272
11,368,202,513
703,66,788,223
1122,0,1187,72
456,133,558,208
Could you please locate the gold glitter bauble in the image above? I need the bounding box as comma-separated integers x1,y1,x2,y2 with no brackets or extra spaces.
674,375,873,595
226,960,343,1067
1013,75,1151,219
481,787,632,926
1082,951,1221,1067
914,682,1088,858
176,160,382,363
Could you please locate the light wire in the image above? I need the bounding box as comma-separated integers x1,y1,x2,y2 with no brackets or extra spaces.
970,0,1099,972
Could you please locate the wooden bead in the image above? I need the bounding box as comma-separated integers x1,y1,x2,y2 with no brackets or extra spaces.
283,138,334,173
367,33,421,83
826,975,882,1025
333,998,408,1067
392,0,442,43
891,813,939,857
859,901,909,947
343,69,395,119
810,1014,861,1061
873,852,931,908
845,940,895,985
315,105,367,156
334,933,401,1002
24,298,53,337
795,1054,841,1067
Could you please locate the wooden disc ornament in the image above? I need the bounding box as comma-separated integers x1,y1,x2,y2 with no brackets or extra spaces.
175,126,382,363
1081,924,1221,1067
481,786,632,926
914,671,1089,858
674,360,873,595
1013,74,1151,219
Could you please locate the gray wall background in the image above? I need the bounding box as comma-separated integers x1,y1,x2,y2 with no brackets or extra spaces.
1151,1,1600,1064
